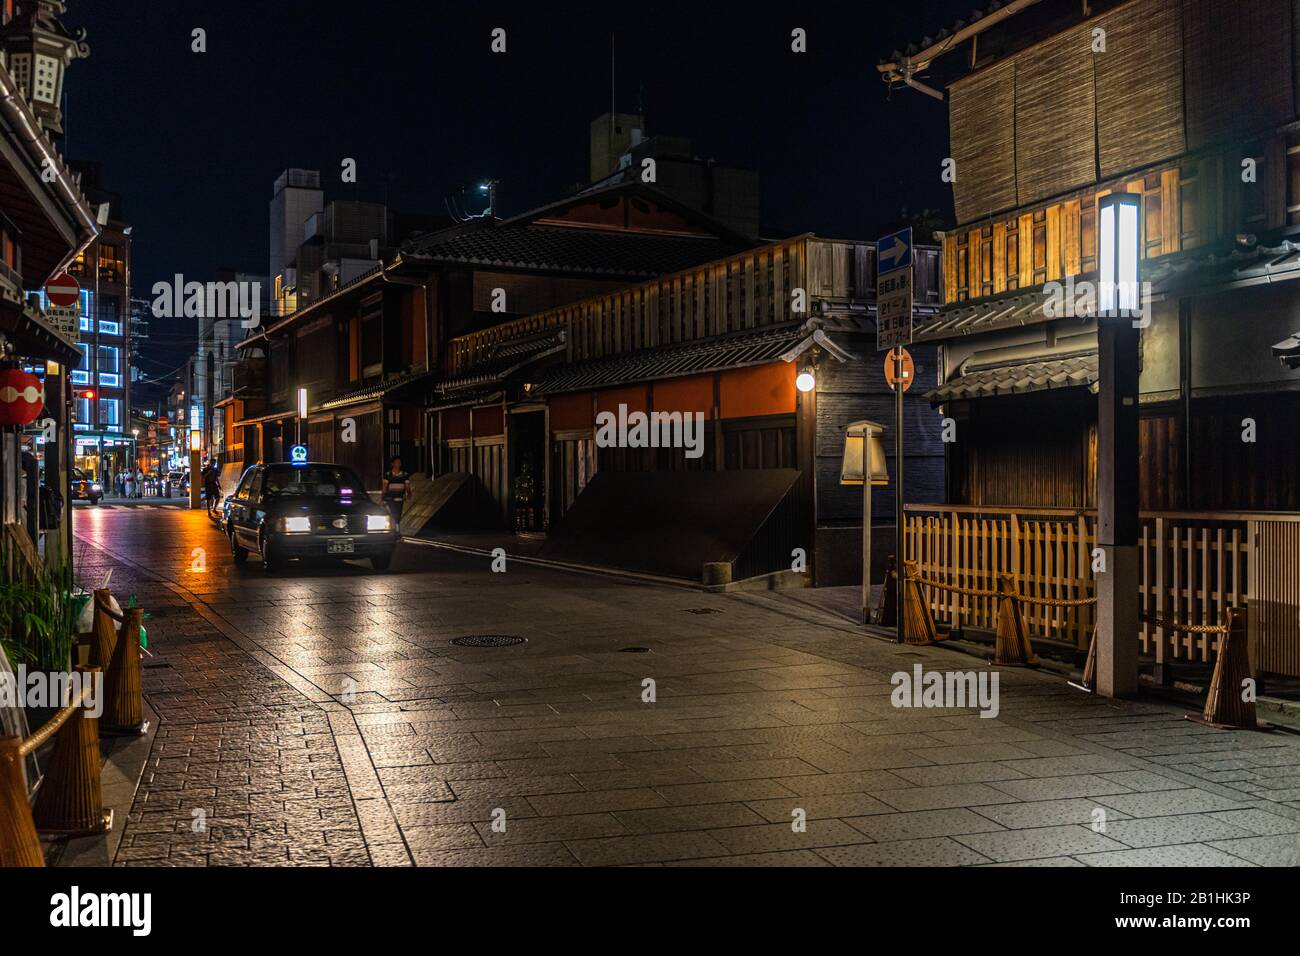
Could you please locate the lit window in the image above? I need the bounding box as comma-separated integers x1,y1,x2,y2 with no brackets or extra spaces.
97,398,121,427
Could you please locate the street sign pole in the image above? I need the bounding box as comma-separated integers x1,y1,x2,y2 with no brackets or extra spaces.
875,227,913,643
894,345,905,644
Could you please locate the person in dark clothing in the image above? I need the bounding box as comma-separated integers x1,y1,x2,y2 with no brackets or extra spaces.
381,456,409,529
204,464,222,515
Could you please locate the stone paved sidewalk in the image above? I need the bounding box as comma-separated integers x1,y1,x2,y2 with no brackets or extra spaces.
71,508,1300,867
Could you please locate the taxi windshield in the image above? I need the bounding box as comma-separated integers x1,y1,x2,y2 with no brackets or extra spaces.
264,465,361,498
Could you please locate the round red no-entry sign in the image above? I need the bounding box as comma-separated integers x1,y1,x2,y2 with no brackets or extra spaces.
46,272,80,308
884,348,915,392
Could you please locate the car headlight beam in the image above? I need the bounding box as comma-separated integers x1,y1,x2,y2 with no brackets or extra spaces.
280,516,311,533
366,514,391,532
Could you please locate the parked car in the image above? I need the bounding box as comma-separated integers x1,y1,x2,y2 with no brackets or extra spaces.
225,462,397,571
69,468,103,505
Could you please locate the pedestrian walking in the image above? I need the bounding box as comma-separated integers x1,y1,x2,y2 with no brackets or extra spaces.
124,470,135,499
205,463,222,516
135,468,145,498
381,456,409,529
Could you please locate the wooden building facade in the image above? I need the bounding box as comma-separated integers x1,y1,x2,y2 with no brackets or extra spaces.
882,0,1300,677
436,234,944,586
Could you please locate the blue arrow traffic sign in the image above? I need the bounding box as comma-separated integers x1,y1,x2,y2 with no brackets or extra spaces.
876,227,913,274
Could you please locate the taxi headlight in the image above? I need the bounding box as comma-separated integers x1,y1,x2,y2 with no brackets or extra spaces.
280,516,311,533
366,514,391,532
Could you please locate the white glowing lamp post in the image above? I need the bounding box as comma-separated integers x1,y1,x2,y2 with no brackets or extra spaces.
1094,191,1142,698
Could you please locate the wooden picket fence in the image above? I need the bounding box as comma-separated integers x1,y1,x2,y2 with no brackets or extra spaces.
903,505,1300,677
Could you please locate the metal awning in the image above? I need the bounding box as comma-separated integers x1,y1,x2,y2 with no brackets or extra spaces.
533,323,808,395
925,347,1098,405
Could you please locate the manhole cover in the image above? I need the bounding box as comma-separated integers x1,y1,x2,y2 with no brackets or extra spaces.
683,607,722,615
450,634,527,648
619,646,650,653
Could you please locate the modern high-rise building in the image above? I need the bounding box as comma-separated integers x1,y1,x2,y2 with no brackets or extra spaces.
64,161,132,480
269,168,323,317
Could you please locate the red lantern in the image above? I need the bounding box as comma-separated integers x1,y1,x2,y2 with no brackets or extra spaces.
0,368,44,425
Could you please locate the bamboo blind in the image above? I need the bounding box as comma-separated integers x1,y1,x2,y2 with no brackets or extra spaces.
1015,25,1098,205
1095,0,1186,177
1182,0,1293,150
950,59,1018,224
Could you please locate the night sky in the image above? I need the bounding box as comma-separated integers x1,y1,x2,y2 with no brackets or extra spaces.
65,0,973,374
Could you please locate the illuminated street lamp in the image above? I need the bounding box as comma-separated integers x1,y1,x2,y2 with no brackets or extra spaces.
189,428,202,509
296,387,308,448
795,368,816,393
841,420,889,625
1094,191,1142,698
1099,192,1141,319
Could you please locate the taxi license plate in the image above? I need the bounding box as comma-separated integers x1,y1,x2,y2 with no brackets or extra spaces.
327,538,355,554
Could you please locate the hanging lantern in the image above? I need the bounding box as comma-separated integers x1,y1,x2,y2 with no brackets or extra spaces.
0,367,44,425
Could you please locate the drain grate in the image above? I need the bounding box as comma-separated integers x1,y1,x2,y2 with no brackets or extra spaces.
683,607,722,615
619,646,651,653
450,634,527,648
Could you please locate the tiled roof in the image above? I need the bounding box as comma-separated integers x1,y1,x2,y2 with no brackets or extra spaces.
401,221,743,279
924,348,1097,405
319,368,435,411
533,324,807,395
436,331,567,394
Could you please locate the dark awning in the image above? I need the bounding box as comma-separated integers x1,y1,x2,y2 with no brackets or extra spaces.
0,300,81,365
320,368,435,411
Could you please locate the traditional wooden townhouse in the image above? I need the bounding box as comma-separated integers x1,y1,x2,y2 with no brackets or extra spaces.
230,182,756,492
878,0,1300,683
0,0,97,574
430,232,943,587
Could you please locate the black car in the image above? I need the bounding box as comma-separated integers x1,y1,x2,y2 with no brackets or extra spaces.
225,462,398,571
70,468,103,504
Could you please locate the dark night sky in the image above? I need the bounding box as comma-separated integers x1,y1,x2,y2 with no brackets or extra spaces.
64,0,973,375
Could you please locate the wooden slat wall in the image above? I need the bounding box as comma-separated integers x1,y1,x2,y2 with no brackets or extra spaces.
1096,0,1186,178
950,59,1018,224
942,170,1183,302
1014,25,1097,206
447,236,946,373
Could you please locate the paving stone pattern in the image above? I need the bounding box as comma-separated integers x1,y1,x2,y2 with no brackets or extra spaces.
72,507,1300,867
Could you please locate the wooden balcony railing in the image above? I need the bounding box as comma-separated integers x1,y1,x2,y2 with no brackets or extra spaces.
904,504,1300,678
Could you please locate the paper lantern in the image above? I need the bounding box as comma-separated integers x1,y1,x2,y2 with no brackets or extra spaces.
0,368,44,425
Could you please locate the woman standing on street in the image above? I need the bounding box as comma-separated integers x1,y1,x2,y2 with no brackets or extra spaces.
381,456,409,529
